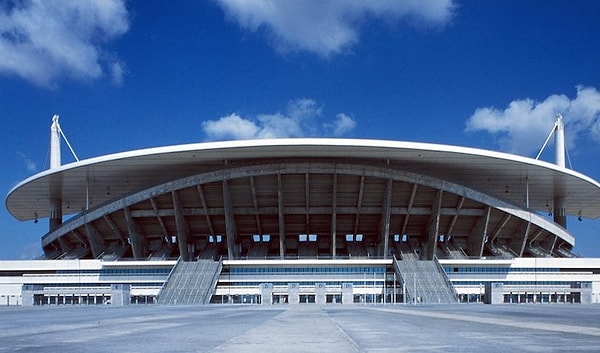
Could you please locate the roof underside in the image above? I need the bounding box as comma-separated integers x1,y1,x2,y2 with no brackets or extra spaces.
34,160,575,261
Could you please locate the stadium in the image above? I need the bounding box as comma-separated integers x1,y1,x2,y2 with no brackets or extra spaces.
2,116,600,306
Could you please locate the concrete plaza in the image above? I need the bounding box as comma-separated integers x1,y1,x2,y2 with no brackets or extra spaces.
1,304,599,352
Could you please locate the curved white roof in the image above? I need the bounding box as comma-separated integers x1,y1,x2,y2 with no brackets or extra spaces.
6,138,600,221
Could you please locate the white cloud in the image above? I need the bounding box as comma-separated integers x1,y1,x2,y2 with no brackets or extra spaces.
466,86,600,156
202,113,261,140
109,60,126,86
202,99,356,140
329,113,357,136
16,152,37,172
0,0,129,87
214,0,454,57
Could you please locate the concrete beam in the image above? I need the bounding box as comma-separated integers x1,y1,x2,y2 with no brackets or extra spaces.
57,235,72,254
445,196,465,237
149,197,170,240
124,206,147,259
70,229,87,247
353,175,365,235
196,185,215,235
249,176,263,235
490,214,512,244
129,206,486,218
103,214,127,244
515,221,531,257
400,184,418,236
84,221,105,258
469,206,490,257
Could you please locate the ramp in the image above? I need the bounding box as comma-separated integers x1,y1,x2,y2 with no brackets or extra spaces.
158,258,222,305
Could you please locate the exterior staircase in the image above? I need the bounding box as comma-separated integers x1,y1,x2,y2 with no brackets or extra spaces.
393,255,458,304
157,258,222,305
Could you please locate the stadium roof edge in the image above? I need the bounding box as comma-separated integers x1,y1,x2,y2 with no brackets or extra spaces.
6,138,600,221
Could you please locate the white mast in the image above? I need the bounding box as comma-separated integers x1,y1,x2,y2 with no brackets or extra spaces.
48,116,80,236
554,114,565,168
553,114,567,228
49,115,63,233
534,114,568,228
50,115,61,169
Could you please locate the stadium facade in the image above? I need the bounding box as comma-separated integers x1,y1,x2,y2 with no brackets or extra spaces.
2,116,600,306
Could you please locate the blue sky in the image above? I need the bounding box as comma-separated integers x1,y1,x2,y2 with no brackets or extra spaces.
1,0,599,259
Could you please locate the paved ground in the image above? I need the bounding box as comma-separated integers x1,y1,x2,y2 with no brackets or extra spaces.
1,304,599,352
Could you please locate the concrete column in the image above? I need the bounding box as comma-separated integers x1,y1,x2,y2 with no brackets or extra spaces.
342,283,353,305
484,283,504,304
331,173,337,258
553,196,567,229
172,191,191,260
381,178,392,259
21,285,35,307
277,174,286,259
288,283,300,305
49,197,63,233
578,283,592,304
110,284,131,306
425,190,442,260
222,180,238,259
315,283,326,305
260,283,273,305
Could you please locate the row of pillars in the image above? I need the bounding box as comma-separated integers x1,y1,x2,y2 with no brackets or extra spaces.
259,283,355,305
